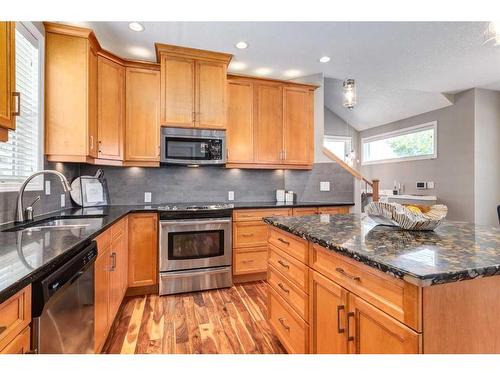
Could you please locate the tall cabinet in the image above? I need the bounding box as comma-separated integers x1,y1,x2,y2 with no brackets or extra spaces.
0,21,17,142
156,43,232,129
227,75,316,169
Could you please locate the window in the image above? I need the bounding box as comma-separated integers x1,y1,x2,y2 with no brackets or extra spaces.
0,23,43,191
323,135,352,163
361,121,437,165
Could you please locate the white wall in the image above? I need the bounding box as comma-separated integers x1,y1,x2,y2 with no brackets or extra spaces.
474,89,500,226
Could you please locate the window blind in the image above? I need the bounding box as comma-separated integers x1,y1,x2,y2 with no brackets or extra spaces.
0,27,40,190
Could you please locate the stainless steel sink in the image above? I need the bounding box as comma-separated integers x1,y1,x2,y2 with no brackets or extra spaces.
2,214,107,232
23,220,91,232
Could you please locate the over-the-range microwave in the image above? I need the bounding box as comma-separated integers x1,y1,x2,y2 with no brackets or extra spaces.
160,127,226,166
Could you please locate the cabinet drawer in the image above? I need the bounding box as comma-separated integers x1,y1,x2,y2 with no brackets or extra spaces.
317,206,350,215
268,264,308,321
234,250,268,275
292,207,318,216
233,208,291,222
310,244,421,331
269,227,308,263
0,286,31,352
0,327,31,354
268,286,308,354
233,221,268,248
111,217,126,239
268,244,308,292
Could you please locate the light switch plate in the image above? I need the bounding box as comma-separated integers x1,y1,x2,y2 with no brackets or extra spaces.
45,181,51,195
60,194,65,207
228,191,234,201
144,192,152,203
320,181,330,192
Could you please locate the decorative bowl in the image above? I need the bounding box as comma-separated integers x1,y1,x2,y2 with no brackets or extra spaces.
365,202,448,231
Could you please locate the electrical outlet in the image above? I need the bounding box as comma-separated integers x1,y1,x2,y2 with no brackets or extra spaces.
228,191,234,201
320,181,330,192
45,181,51,195
144,192,152,203
427,181,435,189
60,194,65,208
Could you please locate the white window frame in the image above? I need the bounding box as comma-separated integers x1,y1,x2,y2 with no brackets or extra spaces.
0,22,44,192
323,135,352,162
361,121,437,166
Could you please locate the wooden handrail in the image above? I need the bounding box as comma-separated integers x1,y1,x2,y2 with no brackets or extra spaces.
322,147,380,202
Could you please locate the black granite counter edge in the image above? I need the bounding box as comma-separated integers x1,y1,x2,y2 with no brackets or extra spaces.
262,218,500,287
232,202,354,209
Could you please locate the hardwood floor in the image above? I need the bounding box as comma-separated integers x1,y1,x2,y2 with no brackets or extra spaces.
102,281,287,354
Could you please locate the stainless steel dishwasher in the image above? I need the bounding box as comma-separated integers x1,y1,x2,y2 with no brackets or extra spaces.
31,241,97,354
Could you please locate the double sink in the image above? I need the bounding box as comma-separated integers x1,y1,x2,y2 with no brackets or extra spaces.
2,214,108,233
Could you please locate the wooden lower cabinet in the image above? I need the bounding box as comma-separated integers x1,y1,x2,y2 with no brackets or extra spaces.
233,248,268,275
0,327,31,354
0,285,31,354
94,245,110,353
128,213,158,288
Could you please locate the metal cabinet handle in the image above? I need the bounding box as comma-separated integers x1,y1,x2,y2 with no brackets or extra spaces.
337,305,345,333
278,317,290,331
90,135,94,150
335,267,361,282
241,233,254,237
110,252,116,271
277,237,290,246
277,260,290,269
347,311,355,341
242,259,254,264
12,92,21,116
277,282,290,294
0,325,6,335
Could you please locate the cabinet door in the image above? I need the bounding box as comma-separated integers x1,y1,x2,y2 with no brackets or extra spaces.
254,83,283,164
227,80,254,163
87,45,98,158
0,21,16,137
160,55,195,127
0,327,30,354
283,86,313,165
128,213,158,288
196,60,226,129
94,247,110,353
97,56,124,160
347,293,421,354
109,232,126,322
309,270,348,354
125,67,160,162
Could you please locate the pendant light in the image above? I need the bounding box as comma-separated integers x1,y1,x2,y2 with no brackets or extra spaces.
483,21,500,46
342,79,357,109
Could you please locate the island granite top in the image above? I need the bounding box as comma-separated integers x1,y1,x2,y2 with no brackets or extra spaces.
263,213,500,286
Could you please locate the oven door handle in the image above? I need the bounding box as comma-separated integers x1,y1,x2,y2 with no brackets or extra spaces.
160,219,231,226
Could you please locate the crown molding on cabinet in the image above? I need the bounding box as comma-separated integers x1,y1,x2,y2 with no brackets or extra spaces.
155,42,233,65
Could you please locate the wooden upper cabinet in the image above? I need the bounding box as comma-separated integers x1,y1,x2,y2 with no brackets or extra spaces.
0,21,16,141
125,67,160,163
156,43,232,130
160,55,195,127
196,60,227,129
44,22,100,162
347,293,421,354
283,86,313,165
309,271,348,354
97,55,125,161
227,79,254,163
254,82,283,164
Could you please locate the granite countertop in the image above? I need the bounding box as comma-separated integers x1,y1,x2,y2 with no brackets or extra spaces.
0,201,353,304
263,214,500,286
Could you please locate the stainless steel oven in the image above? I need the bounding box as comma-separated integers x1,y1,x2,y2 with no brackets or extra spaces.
160,127,226,166
158,204,232,295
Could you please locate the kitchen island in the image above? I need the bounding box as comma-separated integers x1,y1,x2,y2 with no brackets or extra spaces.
263,213,500,354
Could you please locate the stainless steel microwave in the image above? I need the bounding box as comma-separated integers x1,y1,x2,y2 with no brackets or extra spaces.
160,127,226,166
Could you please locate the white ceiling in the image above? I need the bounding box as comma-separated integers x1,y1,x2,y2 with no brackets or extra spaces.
65,21,500,130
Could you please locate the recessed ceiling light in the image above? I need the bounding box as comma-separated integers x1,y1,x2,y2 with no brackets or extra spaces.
128,22,145,32
283,69,301,78
254,67,272,76
229,61,247,71
235,41,248,49
319,56,331,63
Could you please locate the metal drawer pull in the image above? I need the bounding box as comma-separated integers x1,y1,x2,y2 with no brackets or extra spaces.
110,252,117,271
347,311,355,341
337,305,345,333
277,237,290,245
335,267,361,281
242,259,254,264
12,92,21,116
277,260,290,269
241,233,254,237
278,317,290,331
277,282,290,294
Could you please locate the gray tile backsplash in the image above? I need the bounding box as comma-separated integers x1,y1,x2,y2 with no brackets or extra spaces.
0,162,354,223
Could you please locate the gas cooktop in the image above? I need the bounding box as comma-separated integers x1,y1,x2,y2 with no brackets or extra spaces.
157,203,234,211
